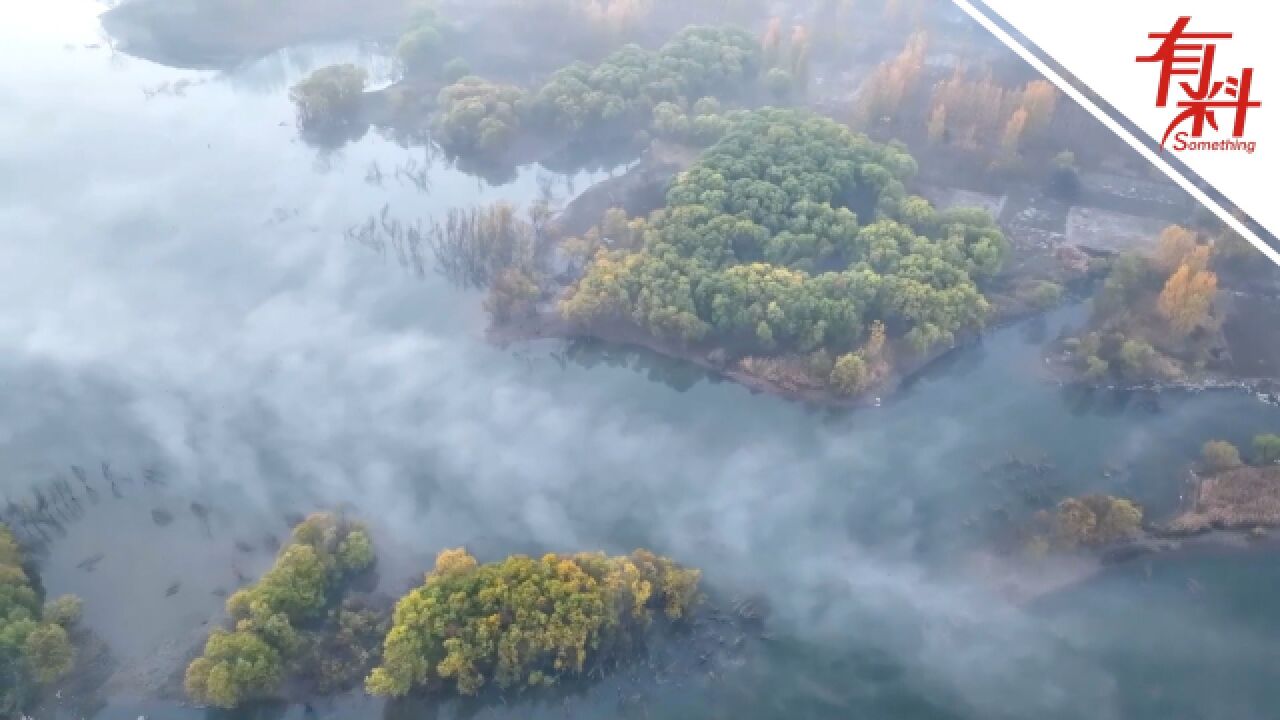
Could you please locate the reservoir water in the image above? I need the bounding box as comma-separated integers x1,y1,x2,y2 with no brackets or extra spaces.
4,2,1280,719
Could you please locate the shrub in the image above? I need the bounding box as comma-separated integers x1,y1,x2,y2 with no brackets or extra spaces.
43,595,83,627
1025,280,1063,310
1202,440,1242,472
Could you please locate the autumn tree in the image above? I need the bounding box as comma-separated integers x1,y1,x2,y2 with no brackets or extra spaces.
761,16,782,68
485,267,541,322
788,25,811,90
999,107,1028,162
829,352,869,395
1045,495,1142,549
1202,440,1242,471
1153,225,1200,274
856,32,927,124
926,103,946,143
1018,80,1057,139
1157,262,1217,337
366,548,700,698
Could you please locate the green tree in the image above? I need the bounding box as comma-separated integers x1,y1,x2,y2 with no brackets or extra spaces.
185,513,377,708
42,595,83,627
184,630,283,709
289,64,367,131
432,77,527,155
1252,434,1280,465
396,24,443,76
829,352,869,395
22,624,73,684
2,524,86,713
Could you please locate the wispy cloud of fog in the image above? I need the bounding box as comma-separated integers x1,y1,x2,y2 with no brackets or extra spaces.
2,4,1276,717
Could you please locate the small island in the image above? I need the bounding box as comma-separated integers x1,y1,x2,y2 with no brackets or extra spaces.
1,523,85,716
366,547,700,698
183,513,383,708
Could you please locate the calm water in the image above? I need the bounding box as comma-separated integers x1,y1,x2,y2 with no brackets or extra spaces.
5,2,1280,719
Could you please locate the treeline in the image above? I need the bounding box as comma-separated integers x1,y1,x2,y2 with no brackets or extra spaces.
291,21,801,162
560,107,1007,396
183,515,701,708
856,32,1061,170
1,524,83,715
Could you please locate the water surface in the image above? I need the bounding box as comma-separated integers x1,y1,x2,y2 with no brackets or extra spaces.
5,3,1280,719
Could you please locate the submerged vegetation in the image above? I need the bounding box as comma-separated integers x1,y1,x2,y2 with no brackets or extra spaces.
184,513,380,708
1,524,81,715
366,548,700,698
559,107,1006,396
289,64,368,135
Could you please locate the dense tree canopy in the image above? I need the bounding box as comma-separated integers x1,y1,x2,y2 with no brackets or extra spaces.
366,548,700,698
432,77,527,155
396,1,446,77
185,513,377,708
527,26,760,134
562,108,1005,366
1,524,79,715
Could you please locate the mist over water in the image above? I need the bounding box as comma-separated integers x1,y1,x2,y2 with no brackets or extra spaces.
5,2,1280,719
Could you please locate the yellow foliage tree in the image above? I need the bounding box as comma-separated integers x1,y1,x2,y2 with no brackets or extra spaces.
788,25,811,84
999,107,1028,159
1153,225,1199,274
1017,79,1057,138
926,103,947,143
1157,263,1218,337
761,17,782,67
856,32,927,124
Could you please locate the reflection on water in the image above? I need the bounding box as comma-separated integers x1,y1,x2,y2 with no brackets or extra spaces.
5,2,1280,719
